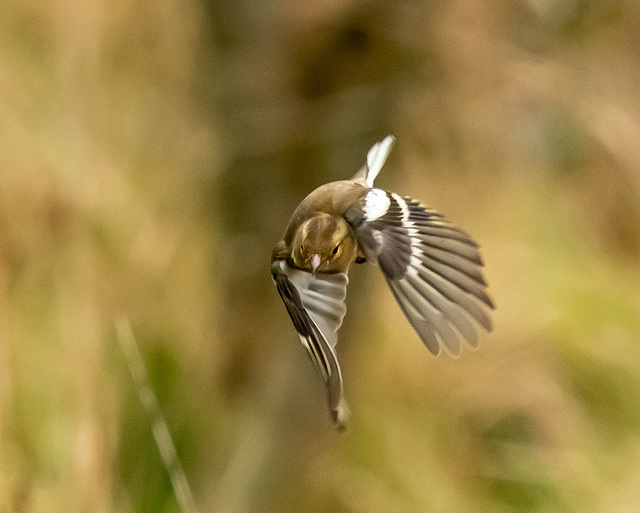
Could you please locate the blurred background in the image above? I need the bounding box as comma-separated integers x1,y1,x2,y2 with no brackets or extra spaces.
1,0,640,511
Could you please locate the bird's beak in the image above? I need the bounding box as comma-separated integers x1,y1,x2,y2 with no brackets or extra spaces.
311,254,321,276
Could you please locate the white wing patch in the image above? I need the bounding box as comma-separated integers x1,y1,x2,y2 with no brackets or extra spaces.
390,192,410,222
364,189,391,221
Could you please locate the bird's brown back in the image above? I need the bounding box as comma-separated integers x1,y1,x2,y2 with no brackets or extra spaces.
282,180,369,247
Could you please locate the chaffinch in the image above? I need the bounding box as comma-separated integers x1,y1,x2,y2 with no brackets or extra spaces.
271,136,494,429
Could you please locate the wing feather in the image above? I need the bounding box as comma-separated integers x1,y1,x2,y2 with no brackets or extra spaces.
396,278,463,355
387,280,442,355
413,250,494,306
347,191,494,356
271,260,350,428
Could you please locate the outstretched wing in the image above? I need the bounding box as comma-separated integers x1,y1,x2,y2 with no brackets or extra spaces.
346,190,494,357
271,260,350,428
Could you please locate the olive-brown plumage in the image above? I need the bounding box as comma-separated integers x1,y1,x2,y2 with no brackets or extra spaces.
271,136,494,429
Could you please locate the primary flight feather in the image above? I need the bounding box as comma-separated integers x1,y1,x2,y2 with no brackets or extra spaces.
271,136,494,429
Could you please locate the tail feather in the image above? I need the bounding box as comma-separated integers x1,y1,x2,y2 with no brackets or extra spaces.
352,135,396,187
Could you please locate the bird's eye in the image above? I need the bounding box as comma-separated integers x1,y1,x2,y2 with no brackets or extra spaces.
332,245,339,255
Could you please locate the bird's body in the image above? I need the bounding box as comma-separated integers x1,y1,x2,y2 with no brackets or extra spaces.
272,181,365,274
271,136,494,429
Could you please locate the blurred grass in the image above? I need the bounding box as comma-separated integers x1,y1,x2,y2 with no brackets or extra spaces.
1,0,640,512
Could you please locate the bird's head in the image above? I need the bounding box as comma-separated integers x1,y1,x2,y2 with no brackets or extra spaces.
292,213,358,275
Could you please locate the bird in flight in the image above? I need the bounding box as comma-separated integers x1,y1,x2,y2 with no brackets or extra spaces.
271,136,494,429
